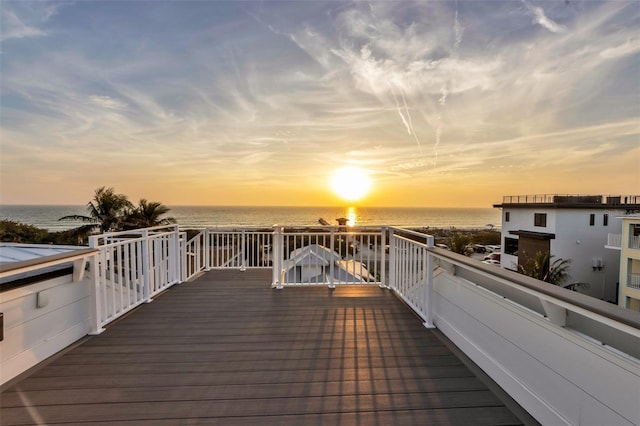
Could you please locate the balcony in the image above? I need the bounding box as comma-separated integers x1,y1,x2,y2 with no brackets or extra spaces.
628,273,640,290
2,225,639,425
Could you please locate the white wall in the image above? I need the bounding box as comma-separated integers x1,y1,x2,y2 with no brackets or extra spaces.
554,210,622,301
433,267,640,426
0,274,91,385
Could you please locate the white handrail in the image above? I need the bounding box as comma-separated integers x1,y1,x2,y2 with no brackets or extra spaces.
88,226,182,334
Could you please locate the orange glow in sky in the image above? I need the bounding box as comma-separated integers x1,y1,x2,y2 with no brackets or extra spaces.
1,1,638,208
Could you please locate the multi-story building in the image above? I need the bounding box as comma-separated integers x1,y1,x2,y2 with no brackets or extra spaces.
493,194,640,302
606,216,640,311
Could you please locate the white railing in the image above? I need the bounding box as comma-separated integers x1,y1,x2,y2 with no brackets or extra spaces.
182,230,206,281
88,225,182,333
383,227,640,425
501,194,640,205
630,235,640,250
387,228,434,327
607,233,622,248
205,228,274,270
628,273,640,290
270,226,385,287
179,226,387,286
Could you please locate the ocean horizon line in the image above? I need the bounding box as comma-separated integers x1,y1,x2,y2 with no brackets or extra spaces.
1,204,498,210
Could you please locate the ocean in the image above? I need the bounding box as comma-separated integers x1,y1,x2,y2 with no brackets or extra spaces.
0,205,501,232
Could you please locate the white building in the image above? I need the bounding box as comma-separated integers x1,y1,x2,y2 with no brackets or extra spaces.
494,194,640,302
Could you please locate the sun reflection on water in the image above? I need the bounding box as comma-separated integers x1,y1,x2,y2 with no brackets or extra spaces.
347,206,357,227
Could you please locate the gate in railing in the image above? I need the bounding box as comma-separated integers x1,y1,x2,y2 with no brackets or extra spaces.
89,225,181,333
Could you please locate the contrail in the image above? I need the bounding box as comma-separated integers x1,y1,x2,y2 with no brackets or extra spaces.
432,0,464,168
389,83,423,155
400,87,424,154
391,88,412,135
434,124,442,168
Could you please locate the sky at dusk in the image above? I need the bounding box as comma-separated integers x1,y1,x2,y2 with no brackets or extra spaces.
1,0,638,208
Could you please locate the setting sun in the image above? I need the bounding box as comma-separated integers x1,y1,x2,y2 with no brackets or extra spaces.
330,167,372,202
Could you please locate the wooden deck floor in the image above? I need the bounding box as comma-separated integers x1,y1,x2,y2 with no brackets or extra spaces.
1,270,537,425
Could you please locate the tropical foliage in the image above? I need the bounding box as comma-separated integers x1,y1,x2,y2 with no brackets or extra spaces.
446,232,471,255
0,220,85,245
59,187,133,233
518,251,572,286
58,187,175,240
122,199,176,230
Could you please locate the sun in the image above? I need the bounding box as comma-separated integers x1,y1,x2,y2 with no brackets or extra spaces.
330,167,372,202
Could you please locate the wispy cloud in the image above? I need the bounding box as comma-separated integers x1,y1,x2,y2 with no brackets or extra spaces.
1,1,638,206
600,38,640,59
524,2,567,34
0,9,47,41
0,2,65,41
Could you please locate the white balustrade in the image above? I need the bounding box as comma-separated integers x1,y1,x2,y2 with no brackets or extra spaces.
88,225,182,333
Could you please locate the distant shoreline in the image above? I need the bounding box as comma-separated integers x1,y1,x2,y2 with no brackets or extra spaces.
1,205,501,232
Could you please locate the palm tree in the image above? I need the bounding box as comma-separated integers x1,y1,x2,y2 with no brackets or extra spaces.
59,187,133,233
518,251,572,286
122,199,176,229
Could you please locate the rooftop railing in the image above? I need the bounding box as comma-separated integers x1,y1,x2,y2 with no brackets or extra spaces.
88,225,182,334
499,194,640,205
2,224,639,425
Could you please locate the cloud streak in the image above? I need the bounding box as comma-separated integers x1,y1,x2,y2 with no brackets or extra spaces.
0,1,638,206
524,2,567,33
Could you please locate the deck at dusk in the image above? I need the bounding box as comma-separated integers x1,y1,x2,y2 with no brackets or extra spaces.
1,269,536,425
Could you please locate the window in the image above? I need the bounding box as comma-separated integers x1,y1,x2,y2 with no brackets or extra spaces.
505,211,510,222
504,237,518,255
534,213,547,227
589,214,595,226
603,214,608,226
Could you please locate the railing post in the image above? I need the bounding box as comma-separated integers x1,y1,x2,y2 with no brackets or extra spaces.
380,227,387,288
172,226,181,283
424,235,435,329
141,229,152,302
272,226,284,289
88,237,106,335
388,228,396,291
205,228,211,271
329,227,335,288
179,232,187,283
240,230,247,272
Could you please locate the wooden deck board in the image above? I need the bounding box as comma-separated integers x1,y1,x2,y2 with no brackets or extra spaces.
1,269,537,425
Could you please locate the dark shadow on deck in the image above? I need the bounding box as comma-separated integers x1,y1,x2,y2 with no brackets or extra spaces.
1,269,538,425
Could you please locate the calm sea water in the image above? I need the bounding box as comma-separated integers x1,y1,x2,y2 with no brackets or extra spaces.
0,205,501,232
